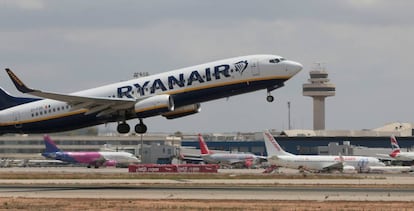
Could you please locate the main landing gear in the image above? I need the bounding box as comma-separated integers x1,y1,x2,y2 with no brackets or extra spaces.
135,119,147,134
117,119,147,134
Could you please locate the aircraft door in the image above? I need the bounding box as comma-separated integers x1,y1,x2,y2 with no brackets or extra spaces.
250,60,260,76
13,112,22,128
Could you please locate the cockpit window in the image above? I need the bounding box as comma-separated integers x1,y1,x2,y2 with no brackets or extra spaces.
280,57,286,61
269,58,280,63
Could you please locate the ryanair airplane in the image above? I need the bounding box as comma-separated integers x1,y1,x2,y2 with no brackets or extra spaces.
0,55,302,134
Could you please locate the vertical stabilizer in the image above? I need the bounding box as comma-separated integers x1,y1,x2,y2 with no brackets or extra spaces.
390,135,401,158
198,134,212,155
391,135,400,150
263,130,293,156
43,135,61,153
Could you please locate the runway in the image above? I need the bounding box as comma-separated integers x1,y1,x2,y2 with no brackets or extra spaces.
0,183,413,201
0,167,413,201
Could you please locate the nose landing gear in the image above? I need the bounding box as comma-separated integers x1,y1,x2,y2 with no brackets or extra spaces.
266,94,274,102
266,83,283,103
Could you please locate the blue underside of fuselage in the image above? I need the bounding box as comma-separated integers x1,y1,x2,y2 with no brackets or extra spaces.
0,79,286,134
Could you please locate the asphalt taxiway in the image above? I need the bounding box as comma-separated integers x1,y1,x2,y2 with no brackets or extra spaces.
0,185,413,201
0,167,413,201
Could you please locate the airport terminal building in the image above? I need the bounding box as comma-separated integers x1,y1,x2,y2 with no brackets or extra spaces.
0,123,414,166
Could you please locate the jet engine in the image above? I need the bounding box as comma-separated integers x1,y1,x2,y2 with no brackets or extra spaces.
162,103,201,119
135,94,174,118
104,160,117,167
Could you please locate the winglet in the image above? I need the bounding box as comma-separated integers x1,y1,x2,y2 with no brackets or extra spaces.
5,68,35,93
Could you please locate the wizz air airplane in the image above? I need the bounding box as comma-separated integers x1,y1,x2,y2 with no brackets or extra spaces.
0,54,302,134
388,135,414,161
198,134,266,168
263,131,385,172
42,135,139,168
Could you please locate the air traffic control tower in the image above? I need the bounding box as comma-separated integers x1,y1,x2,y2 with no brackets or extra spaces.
303,65,336,130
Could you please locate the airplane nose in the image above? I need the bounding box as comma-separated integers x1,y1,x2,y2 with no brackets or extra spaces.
287,61,303,75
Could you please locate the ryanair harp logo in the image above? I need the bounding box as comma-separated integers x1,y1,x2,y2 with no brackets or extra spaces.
234,60,248,75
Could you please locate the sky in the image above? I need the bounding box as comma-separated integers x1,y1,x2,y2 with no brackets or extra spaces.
0,0,414,133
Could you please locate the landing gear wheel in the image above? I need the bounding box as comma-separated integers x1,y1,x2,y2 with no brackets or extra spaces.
135,123,147,134
117,123,130,134
266,95,274,102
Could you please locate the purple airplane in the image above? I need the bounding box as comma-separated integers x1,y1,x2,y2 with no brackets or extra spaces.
42,135,139,168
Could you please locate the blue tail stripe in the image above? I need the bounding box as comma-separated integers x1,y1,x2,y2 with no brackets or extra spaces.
0,88,40,110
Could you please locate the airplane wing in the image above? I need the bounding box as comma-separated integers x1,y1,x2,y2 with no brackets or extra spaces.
5,68,137,116
88,156,107,168
179,153,204,162
256,155,268,162
321,162,343,171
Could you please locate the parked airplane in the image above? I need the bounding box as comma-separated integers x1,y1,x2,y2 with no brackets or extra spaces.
0,55,302,134
263,130,385,172
388,135,414,161
42,135,139,168
198,134,266,168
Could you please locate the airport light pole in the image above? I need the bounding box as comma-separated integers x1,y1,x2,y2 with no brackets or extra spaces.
287,101,291,130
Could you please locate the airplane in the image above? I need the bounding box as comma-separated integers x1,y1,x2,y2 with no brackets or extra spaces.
263,130,385,173
388,135,414,161
198,134,266,168
0,54,302,134
41,135,139,168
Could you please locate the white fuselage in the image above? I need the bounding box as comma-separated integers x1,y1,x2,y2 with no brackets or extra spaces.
392,152,414,161
202,153,259,165
100,151,140,164
268,155,385,172
0,54,302,134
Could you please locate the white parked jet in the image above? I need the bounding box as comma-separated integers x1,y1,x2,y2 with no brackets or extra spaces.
263,130,385,172
388,135,414,161
0,55,302,134
199,134,266,168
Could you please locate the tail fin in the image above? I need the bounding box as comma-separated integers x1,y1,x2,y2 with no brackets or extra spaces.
0,87,39,110
43,135,61,153
390,135,401,158
263,130,293,156
391,135,400,150
198,134,212,155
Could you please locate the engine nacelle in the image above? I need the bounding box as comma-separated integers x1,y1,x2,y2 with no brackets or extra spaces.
162,103,201,119
135,94,174,118
104,160,117,167
342,165,357,174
